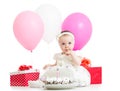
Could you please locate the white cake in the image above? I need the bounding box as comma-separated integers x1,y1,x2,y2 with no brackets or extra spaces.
41,65,75,84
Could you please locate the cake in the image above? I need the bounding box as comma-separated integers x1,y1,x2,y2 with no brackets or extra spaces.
41,65,75,85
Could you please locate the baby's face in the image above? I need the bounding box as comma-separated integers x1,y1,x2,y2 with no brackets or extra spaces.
58,35,74,52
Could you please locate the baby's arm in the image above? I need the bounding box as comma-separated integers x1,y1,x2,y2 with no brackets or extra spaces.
69,51,83,66
43,60,57,70
71,52,81,65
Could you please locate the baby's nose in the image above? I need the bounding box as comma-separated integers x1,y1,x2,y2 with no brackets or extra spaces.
65,44,69,47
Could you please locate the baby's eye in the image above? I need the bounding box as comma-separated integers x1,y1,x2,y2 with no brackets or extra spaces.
62,43,65,45
68,42,72,44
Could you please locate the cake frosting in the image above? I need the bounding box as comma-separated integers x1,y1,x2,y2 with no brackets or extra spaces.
41,65,75,84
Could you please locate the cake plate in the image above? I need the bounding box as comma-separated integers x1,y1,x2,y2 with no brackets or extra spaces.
45,83,76,90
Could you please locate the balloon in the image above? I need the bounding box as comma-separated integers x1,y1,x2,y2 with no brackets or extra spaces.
36,4,62,43
62,13,92,50
13,11,44,51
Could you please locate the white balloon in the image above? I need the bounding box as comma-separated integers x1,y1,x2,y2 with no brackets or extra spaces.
36,4,62,44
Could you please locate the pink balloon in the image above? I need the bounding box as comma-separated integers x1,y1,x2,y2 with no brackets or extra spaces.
62,13,92,50
13,11,44,51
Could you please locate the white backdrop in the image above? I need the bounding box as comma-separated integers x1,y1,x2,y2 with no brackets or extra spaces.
0,0,120,90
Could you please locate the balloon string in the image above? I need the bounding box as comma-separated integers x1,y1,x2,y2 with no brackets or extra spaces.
30,51,33,66
48,44,51,62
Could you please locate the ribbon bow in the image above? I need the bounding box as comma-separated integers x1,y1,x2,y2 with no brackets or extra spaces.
18,65,32,71
80,57,91,68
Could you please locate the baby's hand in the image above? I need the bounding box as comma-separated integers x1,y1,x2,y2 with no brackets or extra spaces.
65,49,74,56
43,64,51,70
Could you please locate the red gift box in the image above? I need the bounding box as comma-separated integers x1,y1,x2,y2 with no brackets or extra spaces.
10,69,40,86
86,67,102,84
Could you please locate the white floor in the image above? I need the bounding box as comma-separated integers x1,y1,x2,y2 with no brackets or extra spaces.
9,84,102,91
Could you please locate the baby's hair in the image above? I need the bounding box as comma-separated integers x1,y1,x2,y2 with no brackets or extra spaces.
61,30,72,33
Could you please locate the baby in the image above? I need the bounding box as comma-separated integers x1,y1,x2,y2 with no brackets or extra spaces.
42,31,91,87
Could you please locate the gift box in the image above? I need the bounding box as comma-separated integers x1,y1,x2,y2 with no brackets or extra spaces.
86,67,102,84
10,69,40,86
